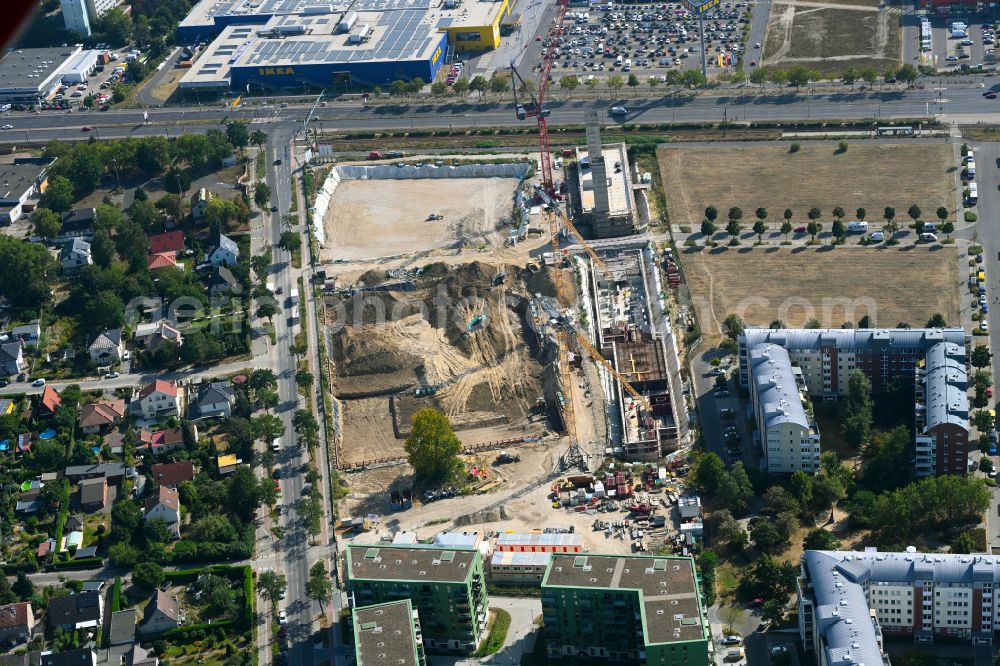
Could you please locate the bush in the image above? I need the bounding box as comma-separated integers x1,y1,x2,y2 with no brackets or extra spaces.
788,143,801,153
49,557,103,570
966,211,978,222
473,608,512,657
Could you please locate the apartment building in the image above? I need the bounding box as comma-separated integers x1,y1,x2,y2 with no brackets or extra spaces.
740,328,969,477
345,544,488,654
914,340,970,478
352,600,426,666
541,553,709,664
799,548,1000,661
747,344,821,474
60,0,120,37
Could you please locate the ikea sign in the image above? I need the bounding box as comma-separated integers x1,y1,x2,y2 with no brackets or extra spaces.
681,0,719,15
258,67,296,76
431,46,442,65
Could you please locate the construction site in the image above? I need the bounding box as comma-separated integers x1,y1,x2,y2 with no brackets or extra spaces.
324,0,691,557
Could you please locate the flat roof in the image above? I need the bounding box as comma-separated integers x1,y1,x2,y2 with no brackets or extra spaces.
347,544,478,584
496,532,583,548
0,47,82,93
354,600,421,666
576,143,633,216
181,0,503,33
543,554,705,646
180,11,445,88
491,551,552,567
0,163,46,201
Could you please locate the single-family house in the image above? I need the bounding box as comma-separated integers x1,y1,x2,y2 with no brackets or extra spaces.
60,238,92,273
11,322,40,348
36,386,61,419
0,603,35,650
46,591,103,631
13,489,39,514
208,266,241,297
78,477,107,513
59,208,96,238
135,322,182,351
40,648,96,666
190,188,214,222
216,454,240,475
144,486,180,538
0,342,24,376
0,159,54,225
103,432,125,455
137,590,181,637
136,380,179,421
148,231,185,256
150,461,194,488
188,380,234,420
137,427,186,454
87,329,124,364
64,463,128,483
108,609,136,647
147,252,178,272
205,233,238,268
79,400,125,435
64,515,84,533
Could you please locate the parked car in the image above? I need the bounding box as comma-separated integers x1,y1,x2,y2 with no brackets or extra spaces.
104,371,119,379
981,320,989,332
720,636,742,646
31,378,46,387
278,610,287,625
794,225,806,233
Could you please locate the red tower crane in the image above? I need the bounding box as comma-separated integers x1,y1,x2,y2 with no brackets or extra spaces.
510,0,569,197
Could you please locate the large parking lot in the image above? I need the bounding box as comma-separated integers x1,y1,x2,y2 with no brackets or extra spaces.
924,17,999,71
527,1,758,86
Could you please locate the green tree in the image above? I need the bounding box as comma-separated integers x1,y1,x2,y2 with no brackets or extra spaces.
941,221,954,239
769,68,789,87
842,68,860,88
250,130,268,150
926,313,947,328
45,175,75,212
831,218,845,241
305,561,333,604
430,81,448,96
227,466,264,522
972,345,992,369
726,217,742,239
860,67,878,86
559,75,580,91
907,204,921,225
883,206,898,236
254,182,272,209
608,75,624,91
95,7,131,46
856,207,866,221
719,605,745,635
762,599,785,625
803,528,841,551
627,73,640,91
489,74,509,97
787,64,813,88
896,63,919,86
404,410,462,483
780,221,792,241
806,221,821,242
705,206,719,222
750,67,768,88
225,122,250,153
451,77,470,95
701,218,716,240
12,572,34,600
722,313,745,339
256,570,287,607
753,220,766,243
694,452,726,494
842,370,874,449
133,562,165,589
0,237,56,308
469,75,488,99
295,370,314,389
279,231,301,252
251,413,285,444
33,208,61,239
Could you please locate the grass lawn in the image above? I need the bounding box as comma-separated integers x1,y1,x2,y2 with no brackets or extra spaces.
659,143,955,230
473,608,512,658
716,562,740,606
679,247,960,346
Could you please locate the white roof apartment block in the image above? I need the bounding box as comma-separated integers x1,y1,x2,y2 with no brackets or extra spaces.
741,327,966,354
920,341,969,432
749,344,810,431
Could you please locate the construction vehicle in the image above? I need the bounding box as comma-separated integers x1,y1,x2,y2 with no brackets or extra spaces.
426,213,443,221
495,451,521,465
510,0,569,197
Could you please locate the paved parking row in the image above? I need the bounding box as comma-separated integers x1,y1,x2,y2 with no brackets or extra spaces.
924,16,998,71
528,1,756,85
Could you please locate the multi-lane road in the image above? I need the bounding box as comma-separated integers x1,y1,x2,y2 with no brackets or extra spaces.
2,82,999,145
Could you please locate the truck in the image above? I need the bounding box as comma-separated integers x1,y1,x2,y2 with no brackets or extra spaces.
290,288,299,306
846,220,868,233
724,648,745,662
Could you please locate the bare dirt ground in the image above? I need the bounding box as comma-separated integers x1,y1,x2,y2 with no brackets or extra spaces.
680,246,961,346
763,0,901,75
321,177,521,261
659,143,955,229
328,261,557,466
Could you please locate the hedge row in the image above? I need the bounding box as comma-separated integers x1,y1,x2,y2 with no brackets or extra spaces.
160,618,239,639
49,557,103,571
111,577,122,613
52,479,71,547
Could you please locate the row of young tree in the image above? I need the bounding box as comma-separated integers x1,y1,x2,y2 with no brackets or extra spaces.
700,203,954,244
744,63,920,90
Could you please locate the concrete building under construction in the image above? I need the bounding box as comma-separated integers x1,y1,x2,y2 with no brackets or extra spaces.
588,241,688,460
574,112,643,239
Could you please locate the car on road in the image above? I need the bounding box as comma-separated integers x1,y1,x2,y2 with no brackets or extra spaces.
720,635,742,646
273,159,282,165
710,367,725,376
984,304,990,314
81,126,92,132
754,42,760,49
978,254,985,263
31,378,46,387
987,92,998,99
278,610,287,625
0,380,7,388
1,125,11,129
104,372,119,379
770,646,789,655
714,389,730,398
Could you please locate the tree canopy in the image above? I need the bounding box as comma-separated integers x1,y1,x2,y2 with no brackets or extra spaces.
404,409,463,483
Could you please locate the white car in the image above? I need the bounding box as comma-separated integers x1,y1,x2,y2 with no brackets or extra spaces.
1,125,11,130
31,378,46,387
869,231,885,242
278,610,287,625
981,320,989,332
770,646,789,655
720,635,742,646
104,371,119,379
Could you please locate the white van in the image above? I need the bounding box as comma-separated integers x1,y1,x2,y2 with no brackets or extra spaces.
847,220,868,233
623,59,632,71
967,159,977,177
920,232,938,242
969,181,979,204
610,106,627,115
271,438,281,452
616,54,623,65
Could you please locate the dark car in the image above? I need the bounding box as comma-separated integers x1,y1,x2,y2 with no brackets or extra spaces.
270,206,278,212
274,158,282,165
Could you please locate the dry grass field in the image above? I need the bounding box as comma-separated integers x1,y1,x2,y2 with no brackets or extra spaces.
763,0,901,75
659,143,955,229
680,247,960,346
